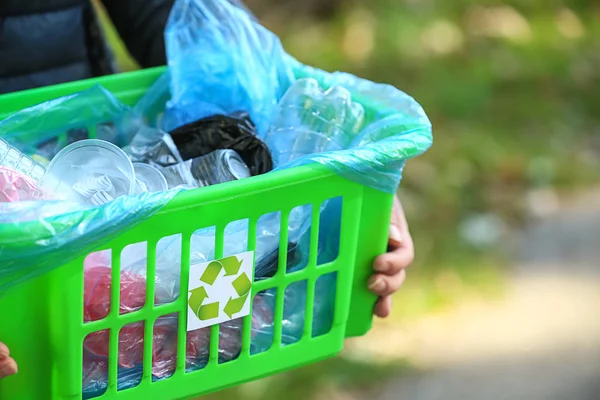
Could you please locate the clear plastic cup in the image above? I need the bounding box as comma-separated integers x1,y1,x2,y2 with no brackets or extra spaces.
133,163,169,194
42,139,136,206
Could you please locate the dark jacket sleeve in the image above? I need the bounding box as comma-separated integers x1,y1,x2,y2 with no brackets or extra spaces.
101,0,174,68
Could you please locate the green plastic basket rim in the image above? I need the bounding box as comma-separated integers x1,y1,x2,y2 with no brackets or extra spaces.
0,65,408,241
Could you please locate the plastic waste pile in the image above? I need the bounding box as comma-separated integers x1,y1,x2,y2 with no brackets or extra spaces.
1,98,339,396
0,0,432,398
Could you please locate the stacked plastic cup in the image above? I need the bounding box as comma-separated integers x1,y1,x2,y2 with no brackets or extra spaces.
133,163,169,194
42,139,137,206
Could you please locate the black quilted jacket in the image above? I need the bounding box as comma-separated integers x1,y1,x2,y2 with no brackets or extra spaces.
0,0,174,94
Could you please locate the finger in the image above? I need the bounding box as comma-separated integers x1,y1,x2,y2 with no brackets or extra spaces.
0,357,17,379
0,343,9,360
374,296,392,318
368,269,407,297
374,247,415,275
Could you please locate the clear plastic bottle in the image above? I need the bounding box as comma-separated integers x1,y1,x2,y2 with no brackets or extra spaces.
161,149,251,189
0,137,46,181
265,78,365,166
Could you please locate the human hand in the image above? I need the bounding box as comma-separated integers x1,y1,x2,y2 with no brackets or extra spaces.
369,195,414,318
0,342,17,380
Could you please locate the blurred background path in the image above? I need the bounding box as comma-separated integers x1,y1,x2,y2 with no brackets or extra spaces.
345,189,600,400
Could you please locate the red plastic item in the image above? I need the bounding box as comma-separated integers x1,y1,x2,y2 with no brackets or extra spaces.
0,166,45,202
82,266,273,376
83,266,147,322
84,266,147,369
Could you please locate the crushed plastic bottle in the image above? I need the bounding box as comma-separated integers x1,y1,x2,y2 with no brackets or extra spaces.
189,149,251,187
161,149,251,189
0,138,47,202
0,137,46,181
265,78,365,166
123,127,184,168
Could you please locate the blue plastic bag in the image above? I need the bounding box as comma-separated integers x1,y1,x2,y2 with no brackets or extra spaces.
0,85,140,162
162,0,294,134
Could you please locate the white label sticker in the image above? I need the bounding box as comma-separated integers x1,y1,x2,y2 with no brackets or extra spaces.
187,251,254,331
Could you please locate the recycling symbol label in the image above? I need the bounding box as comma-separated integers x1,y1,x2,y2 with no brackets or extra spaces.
187,251,254,331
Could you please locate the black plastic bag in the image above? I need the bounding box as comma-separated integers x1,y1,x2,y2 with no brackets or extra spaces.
168,112,273,176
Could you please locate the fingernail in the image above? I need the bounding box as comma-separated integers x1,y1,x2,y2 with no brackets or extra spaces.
389,225,402,247
369,277,386,293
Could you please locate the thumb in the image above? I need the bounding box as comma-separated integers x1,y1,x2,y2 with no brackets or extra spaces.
389,224,402,248
0,343,9,360
0,357,18,379
388,196,404,248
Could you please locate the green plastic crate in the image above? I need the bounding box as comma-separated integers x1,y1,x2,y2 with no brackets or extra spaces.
0,66,393,400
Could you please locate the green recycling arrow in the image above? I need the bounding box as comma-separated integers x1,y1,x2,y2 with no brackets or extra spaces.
199,257,243,283
188,286,208,315
189,286,220,321
232,272,251,296
197,302,219,320
221,255,243,276
224,292,249,318
201,260,223,285
223,272,252,318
